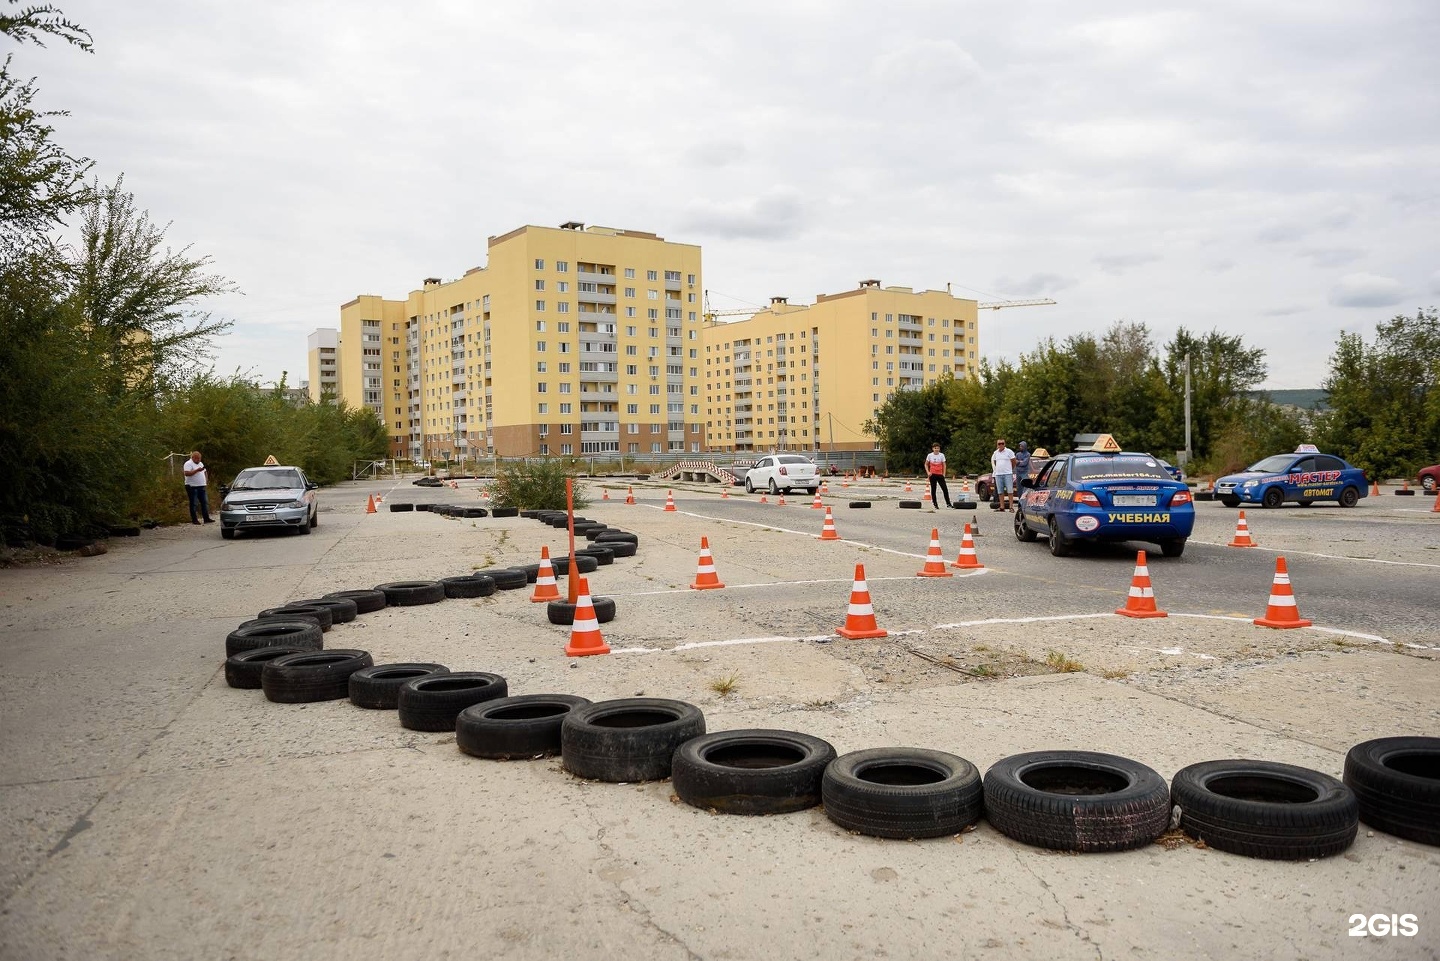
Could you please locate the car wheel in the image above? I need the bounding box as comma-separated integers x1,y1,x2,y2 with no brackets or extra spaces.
807,487,818,496
1423,476,1437,492
310,507,318,528
1160,538,1186,558
220,527,235,540
768,479,779,494
976,483,989,501
297,512,312,534
1297,500,1313,508
1220,496,1241,508
1047,517,1072,557
1261,487,1284,509
745,477,754,493
1014,510,1037,542
1338,486,1359,508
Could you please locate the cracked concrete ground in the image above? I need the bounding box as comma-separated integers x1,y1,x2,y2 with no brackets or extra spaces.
1,478,1437,961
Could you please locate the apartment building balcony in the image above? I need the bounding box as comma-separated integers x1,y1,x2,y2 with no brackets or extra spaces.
664,278,682,292
898,315,923,329
733,351,750,363
576,290,618,306
579,390,618,403
580,367,618,382
452,388,467,401
733,376,752,387
576,268,616,285
579,429,619,440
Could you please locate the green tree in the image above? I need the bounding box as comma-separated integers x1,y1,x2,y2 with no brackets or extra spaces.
863,379,955,473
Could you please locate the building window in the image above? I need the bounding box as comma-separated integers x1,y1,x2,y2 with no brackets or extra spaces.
647,270,658,281
535,300,545,311
624,267,635,279
538,402,548,413
535,279,545,291
534,258,545,270
561,444,573,455
536,341,546,352
536,361,547,372
537,382,547,393
556,261,568,272
557,302,569,313
625,287,636,298
535,321,546,332
539,444,549,455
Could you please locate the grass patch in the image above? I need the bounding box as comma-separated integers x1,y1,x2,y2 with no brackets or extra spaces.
709,672,741,696
1098,667,1132,680
1044,650,1085,673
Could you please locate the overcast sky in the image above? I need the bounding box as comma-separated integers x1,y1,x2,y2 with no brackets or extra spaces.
14,0,1439,388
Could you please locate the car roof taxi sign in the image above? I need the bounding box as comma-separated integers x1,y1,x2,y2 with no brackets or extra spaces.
263,455,280,465
1295,444,1319,453
1090,434,1122,453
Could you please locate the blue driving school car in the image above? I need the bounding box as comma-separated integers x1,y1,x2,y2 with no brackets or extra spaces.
1214,445,1369,509
1014,435,1196,557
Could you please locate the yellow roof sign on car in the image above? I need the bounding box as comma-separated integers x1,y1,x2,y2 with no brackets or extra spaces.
1032,448,1050,458
1090,434,1122,453
263,455,280,465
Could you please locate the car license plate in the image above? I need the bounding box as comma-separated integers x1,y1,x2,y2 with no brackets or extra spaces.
245,512,278,522
1112,495,1156,507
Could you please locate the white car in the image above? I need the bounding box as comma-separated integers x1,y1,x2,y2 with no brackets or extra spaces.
744,454,819,495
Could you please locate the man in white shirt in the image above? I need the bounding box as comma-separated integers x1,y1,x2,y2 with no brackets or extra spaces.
183,450,213,525
991,438,1017,512
924,443,952,511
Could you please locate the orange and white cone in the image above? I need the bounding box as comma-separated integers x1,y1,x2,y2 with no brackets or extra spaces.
664,490,677,512
777,493,787,506
530,546,561,603
1115,550,1166,618
760,494,768,503
903,481,913,493
922,489,931,502
950,523,984,569
1229,511,1257,548
842,476,850,488
821,482,830,495
836,564,887,639
602,489,610,501
818,506,841,541
811,491,824,509
365,495,377,514
564,577,611,656
917,528,954,577
375,494,383,504
690,536,725,590
721,487,729,499
1254,557,1312,629
625,486,635,505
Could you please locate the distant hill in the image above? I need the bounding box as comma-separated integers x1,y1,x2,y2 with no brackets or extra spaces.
1250,389,1329,410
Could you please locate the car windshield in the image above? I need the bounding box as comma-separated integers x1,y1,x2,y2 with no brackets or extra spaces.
232,469,303,490
1245,455,1296,473
777,456,811,465
1069,455,1172,482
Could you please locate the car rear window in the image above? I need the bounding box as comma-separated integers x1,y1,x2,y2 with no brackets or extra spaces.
777,456,811,465
1070,456,1171,482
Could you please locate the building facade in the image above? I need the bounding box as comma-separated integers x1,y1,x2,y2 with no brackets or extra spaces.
701,280,980,453
311,223,704,459
305,328,339,402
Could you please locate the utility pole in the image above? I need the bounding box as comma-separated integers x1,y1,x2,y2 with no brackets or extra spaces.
1183,352,1193,466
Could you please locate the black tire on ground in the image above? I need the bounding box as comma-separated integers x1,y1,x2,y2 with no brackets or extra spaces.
225,646,310,689
577,545,614,565
1194,490,1214,501
552,555,599,576
414,503,435,512
390,503,414,512
323,589,387,615
584,527,614,541
1172,759,1359,859
374,580,446,606
220,527,236,539
898,500,921,510
595,531,639,544
546,517,571,528
290,596,359,624
520,563,541,583
1297,500,1313,508
1343,736,1440,846
261,650,374,704
672,729,837,815
258,604,334,631
460,507,488,518
1220,497,1241,508
605,540,637,558
953,499,978,510
1159,538,1186,558
1014,511,1038,542
397,672,509,731
822,747,984,839
348,663,450,709
441,574,497,598
457,694,593,759
1262,486,1285,508
561,698,706,783
492,506,519,518
546,596,617,625
235,613,324,633
848,501,872,509
983,750,1171,852
1047,518,1072,557
474,567,527,590
431,506,455,516
976,483,990,501
225,621,325,657
1339,486,1360,507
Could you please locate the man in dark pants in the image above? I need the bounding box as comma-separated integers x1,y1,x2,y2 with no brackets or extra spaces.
924,443,952,511
183,450,213,524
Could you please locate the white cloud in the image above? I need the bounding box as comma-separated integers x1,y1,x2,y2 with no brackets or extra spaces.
1328,273,1406,308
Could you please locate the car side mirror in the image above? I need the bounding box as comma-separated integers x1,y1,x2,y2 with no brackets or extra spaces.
219,485,231,497
306,482,318,490
1017,478,1033,490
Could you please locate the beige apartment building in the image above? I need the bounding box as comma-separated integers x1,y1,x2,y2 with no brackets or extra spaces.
701,280,980,453
310,222,705,459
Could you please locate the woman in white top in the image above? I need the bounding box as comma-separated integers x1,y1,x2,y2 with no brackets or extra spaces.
924,444,952,511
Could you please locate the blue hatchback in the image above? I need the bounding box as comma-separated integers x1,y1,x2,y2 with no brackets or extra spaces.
1214,445,1368,509
1014,447,1196,557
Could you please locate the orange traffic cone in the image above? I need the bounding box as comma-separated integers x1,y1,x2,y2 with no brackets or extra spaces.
842,476,850,488
1115,550,1167,619
1254,557,1312,629
481,488,490,500
690,536,725,590
818,506,841,541
1228,511,1257,548
1370,479,1380,497
836,564,887,639
1431,491,1440,513
365,495,377,514
664,490,677,512
625,486,635,505
950,523,984,569
602,489,610,501
759,494,768,504
530,546,562,603
375,494,383,504
564,577,611,656
811,491,824,509
821,482,830,495
721,487,729,499
777,493,787,506
922,490,932,503
917,528,954,578
903,481,913,493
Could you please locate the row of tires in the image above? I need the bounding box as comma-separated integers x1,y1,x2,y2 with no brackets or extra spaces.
389,503,520,518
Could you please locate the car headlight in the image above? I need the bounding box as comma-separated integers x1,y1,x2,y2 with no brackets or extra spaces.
1242,480,1258,489
276,500,303,509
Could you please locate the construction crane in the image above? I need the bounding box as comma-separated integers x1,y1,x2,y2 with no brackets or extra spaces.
976,298,1056,310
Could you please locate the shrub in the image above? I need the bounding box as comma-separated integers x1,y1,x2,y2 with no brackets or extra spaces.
491,458,589,510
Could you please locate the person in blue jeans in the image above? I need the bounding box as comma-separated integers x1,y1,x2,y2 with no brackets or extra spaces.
183,450,213,524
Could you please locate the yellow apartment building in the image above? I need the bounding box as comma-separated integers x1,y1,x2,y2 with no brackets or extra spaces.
701,280,980,452
311,222,705,459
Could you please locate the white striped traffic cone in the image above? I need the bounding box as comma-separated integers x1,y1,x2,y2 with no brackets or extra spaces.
690,536,725,590
1115,550,1166,618
836,564,887,639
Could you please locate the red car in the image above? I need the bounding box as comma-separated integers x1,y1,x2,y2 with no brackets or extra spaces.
1419,464,1440,492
